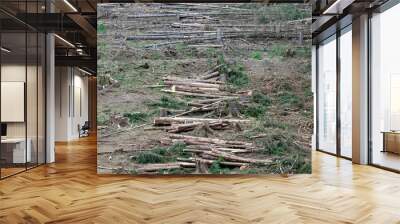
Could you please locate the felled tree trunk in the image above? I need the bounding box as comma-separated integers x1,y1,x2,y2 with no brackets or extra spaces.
154,117,251,126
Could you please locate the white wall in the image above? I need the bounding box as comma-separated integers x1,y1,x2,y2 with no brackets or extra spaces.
55,67,89,141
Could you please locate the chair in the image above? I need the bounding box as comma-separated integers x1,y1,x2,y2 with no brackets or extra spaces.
79,121,90,138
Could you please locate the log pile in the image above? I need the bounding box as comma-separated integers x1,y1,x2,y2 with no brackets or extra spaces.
160,64,251,99
148,117,250,133
146,63,252,134
143,60,272,172
158,134,273,173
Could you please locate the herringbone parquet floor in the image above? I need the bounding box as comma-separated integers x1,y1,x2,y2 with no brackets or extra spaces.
0,135,400,224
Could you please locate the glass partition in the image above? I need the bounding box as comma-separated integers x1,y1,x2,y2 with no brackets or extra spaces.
0,2,46,179
370,3,400,171
339,26,352,158
1,31,28,177
317,35,337,154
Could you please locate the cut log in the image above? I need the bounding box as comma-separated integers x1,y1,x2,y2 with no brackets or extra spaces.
162,89,226,98
164,80,220,89
189,44,223,48
192,97,240,105
169,134,253,146
167,121,229,133
144,126,171,131
204,149,272,164
144,84,167,88
183,149,205,153
173,85,220,93
135,162,195,172
249,134,268,139
186,145,251,153
174,100,221,117
167,122,202,133
170,85,228,96
201,64,223,78
154,117,251,126
177,157,248,167
201,71,220,80
163,80,220,89
163,77,225,84
187,102,207,107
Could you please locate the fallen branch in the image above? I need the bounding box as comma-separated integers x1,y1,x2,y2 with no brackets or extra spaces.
154,117,251,125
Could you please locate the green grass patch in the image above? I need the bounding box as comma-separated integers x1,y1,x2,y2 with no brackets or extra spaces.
97,75,109,86
175,43,188,53
209,159,232,174
263,117,288,130
97,22,106,34
243,104,267,118
252,91,271,106
218,55,249,87
243,92,271,119
205,47,219,59
277,91,303,109
263,138,288,156
279,5,309,20
250,51,263,60
123,112,148,124
167,143,187,156
256,4,309,23
174,43,198,58
276,154,311,174
269,44,289,58
257,131,297,156
136,152,165,164
295,159,312,173
226,64,248,87
149,96,187,109
97,113,109,125
295,47,311,58
135,143,189,165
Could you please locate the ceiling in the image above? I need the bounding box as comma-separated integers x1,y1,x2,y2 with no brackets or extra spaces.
0,0,97,74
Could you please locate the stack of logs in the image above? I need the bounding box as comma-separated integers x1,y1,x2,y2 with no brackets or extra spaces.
149,117,250,133
147,63,252,133
159,134,272,173
144,64,271,173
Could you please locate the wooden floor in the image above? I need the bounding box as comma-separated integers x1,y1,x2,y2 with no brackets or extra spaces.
372,150,400,171
1,136,400,224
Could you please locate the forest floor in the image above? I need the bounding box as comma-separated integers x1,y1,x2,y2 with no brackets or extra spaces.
97,3,312,175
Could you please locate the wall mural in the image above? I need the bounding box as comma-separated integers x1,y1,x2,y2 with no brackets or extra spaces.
97,3,312,175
